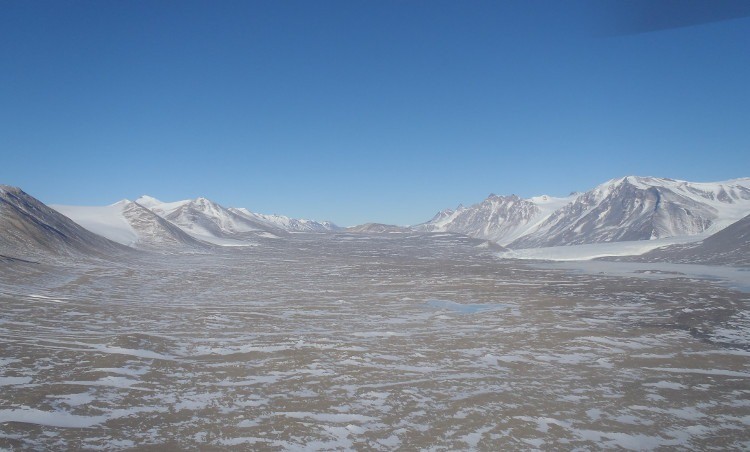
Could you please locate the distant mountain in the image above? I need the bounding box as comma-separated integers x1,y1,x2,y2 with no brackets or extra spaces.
0,185,128,259
347,223,412,233
229,208,340,233
53,194,341,248
418,176,750,249
633,213,750,267
510,176,750,248
414,193,576,245
135,196,287,244
53,200,213,251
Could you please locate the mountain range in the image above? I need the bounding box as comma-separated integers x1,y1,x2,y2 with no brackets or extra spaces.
418,176,750,249
1,176,749,266
133,196,288,244
54,195,340,248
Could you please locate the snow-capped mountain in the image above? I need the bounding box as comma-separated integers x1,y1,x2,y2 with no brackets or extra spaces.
229,208,340,233
414,193,578,245
6,176,749,256
135,196,287,244
510,176,750,248
0,185,128,258
417,176,750,248
53,200,212,251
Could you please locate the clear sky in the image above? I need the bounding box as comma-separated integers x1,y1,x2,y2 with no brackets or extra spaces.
2,1,749,226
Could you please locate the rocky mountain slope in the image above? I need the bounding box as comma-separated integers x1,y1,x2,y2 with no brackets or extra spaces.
0,185,128,259
631,213,750,267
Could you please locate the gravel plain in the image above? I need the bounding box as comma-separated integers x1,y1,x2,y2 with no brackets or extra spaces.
1,232,748,450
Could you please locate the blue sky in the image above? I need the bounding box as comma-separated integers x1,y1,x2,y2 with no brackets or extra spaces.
2,1,749,226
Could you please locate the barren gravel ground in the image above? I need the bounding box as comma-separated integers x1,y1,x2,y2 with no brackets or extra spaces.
1,232,748,450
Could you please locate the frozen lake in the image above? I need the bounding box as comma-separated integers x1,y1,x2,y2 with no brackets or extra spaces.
1,232,749,449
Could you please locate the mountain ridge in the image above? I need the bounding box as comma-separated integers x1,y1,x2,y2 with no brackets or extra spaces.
52,200,214,251
229,208,340,233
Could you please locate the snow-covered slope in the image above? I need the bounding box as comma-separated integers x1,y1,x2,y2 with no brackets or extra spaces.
0,186,128,259
414,193,578,245
53,201,212,250
135,196,287,244
229,208,340,233
510,176,750,248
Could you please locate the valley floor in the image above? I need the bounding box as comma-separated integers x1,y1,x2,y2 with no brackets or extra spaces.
0,233,748,450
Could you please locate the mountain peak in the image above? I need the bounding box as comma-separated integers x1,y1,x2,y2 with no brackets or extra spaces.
135,195,163,208
190,196,222,209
